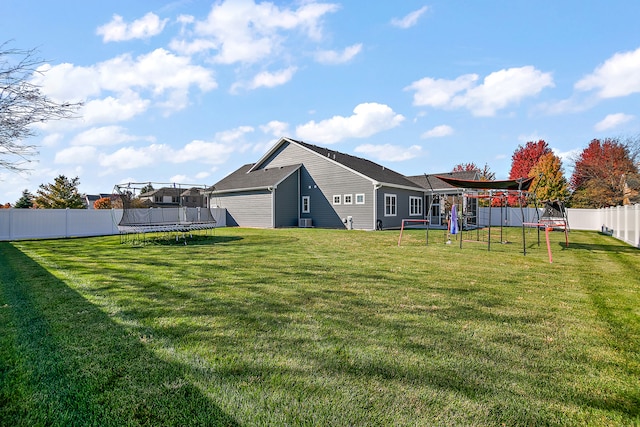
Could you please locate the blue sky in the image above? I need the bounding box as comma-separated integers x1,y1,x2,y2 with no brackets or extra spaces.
2,0,640,203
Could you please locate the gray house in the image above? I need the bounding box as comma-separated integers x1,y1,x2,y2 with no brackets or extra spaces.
208,137,427,230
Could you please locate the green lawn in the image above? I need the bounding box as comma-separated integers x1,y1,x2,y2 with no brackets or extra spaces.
1,227,639,426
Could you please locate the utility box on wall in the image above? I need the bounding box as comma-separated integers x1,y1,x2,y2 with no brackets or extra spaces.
299,218,312,228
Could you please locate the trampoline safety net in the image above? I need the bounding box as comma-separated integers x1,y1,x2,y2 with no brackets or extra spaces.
114,182,217,234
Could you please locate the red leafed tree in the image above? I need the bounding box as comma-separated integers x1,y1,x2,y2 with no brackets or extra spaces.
570,138,638,208
94,197,113,209
452,162,495,181
452,162,479,173
509,140,552,180
507,140,552,206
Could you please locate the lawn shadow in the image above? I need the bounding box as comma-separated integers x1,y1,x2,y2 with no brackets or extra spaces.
564,241,639,253
0,242,239,427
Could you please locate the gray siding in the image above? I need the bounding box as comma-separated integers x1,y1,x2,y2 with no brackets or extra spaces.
376,186,426,229
260,141,376,229
216,190,273,228
274,170,299,227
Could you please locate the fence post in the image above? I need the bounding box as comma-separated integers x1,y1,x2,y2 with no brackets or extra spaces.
622,205,631,243
66,208,70,238
636,204,640,248
9,208,14,240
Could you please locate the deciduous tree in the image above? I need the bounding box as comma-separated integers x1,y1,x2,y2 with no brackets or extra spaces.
509,140,552,180
570,138,638,208
1,42,82,172
93,197,112,209
452,162,479,173
452,162,495,180
528,152,569,204
508,140,552,206
34,175,85,209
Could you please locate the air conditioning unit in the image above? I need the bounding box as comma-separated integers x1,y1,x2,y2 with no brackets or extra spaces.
299,218,312,228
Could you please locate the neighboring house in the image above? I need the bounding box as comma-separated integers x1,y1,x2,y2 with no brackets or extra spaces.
139,187,207,208
208,137,427,230
406,171,480,227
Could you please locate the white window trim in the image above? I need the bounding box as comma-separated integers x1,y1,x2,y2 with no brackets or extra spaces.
344,194,353,204
302,196,310,213
384,193,397,217
356,193,365,204
333,195,341,205
409,196,422,216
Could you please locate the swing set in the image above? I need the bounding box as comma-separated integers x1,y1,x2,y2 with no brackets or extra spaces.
397,176,569,263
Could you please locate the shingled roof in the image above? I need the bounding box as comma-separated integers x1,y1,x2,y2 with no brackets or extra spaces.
211,163,302,193
288,138,424,190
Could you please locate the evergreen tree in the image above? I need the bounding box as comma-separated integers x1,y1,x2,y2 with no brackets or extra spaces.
14,189,34,208
34,175,85,209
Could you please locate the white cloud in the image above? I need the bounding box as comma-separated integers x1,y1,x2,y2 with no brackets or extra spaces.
575,47,640,98
97,12,169,42
71,126,156,146
230,67,297,93
81,93,151,126
55,146,98,164
314,43,362,64
594,113,634,131
295,102,405,144
260,120,289,136
99,144,170,170
32,63,101,101
421,124,453,139
170,140,237,164
214,126,255,143
406,75,478,108
42,133,64,147
178,0,339,64
354,144,422,162
391,6,429,29
406,66,554,116
32,49,216,116
552,147,581,166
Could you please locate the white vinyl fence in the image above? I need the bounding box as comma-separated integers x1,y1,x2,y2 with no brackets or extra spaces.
1,206,638,248
0,208,226,241
600,204,640,248
475,206,638,248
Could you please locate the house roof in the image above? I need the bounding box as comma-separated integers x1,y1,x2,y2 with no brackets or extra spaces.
180,187,204,196
248,137,423,190
140,187,183,198
406,171,480,191
211,163,302,193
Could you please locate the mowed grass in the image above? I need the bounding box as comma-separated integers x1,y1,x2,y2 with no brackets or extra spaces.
1,227,639,426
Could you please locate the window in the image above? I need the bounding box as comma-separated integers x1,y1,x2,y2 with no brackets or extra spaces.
333,195,341,205
409,196,422,216
154,195,161,203
384,194,397,216
344,194,352,204
356,194,365,204
302,196,310,213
